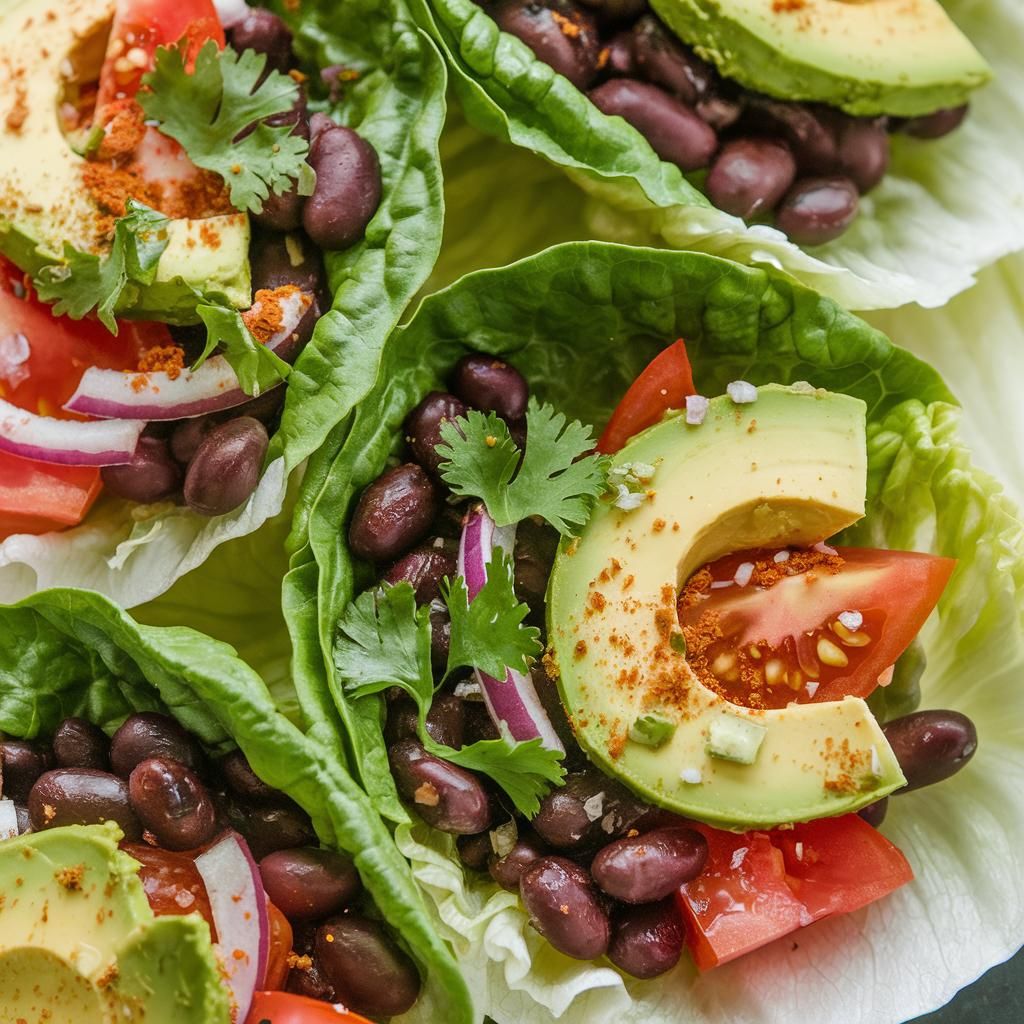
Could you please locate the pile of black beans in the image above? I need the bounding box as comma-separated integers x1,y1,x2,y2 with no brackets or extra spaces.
0,712,420,1018
486,0,969,244
101,7,383,517
351,351,980,977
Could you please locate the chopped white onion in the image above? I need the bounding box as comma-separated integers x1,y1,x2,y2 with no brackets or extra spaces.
727,381,758,404
773,549,791,563
734,561,755,587
0,332,30,389
680,767,703,785
685,394,709,425
613,483,645,511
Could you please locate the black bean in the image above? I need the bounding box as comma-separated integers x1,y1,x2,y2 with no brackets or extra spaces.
577,0,646,21
430,605,452,672
405,391,468,477
529,663,582,766
1,741,53,802
128,758,216,851
220,749,281,804
775,176,859,245
384,538,458,604
532,770,651,850
696,94,742,132
389,739,492,834
514,517,560,623
251,88,310,232
599,32,634,78
308,112,335,146
858,797,889,828
706,138,796,219
591,827,707,903
464,702,501,744
228,9,294,75
232,386,290,425
53,719,109,771
287,944,336,1001
744,98,839,174
110,712,206,779
13,803,30,834
303,126,382,251
349,463,440,563
249,231,327,306
169,417,215,465
260,847,360,920
608,899,685,979
28,768,141,839
901,105,968,140
491,0,600,91
385,694,466,750
836,117,890,193
101,436,182,504
520,856,610,959
631,15,713,105
489,832,547,891
457,831,494,871
183,417,269,517
452,354,529,422
588,79,718,172
316,916,421,1017
883,710,977,793
232,802,317,860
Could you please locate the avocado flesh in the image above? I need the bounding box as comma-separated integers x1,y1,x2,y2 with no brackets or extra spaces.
0,0,251,318
649,0,991,117
548,385,906,829
0,823,230,1024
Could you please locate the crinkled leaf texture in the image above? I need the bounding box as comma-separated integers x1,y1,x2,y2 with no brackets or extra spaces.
0,0,447,611
325,242,1022,1024
417,0,1024,309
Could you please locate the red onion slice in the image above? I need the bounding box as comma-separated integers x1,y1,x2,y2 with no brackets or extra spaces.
0,398,144,466
194,831,269,1020
458,506,564,753
64,289,312,421
0,799,19,840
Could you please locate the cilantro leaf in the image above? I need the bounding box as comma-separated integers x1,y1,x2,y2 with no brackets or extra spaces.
437,397,608,535
195,303,291,398
139,40,312,214
334,583,563,815
443,553,540,679
34,201,170,333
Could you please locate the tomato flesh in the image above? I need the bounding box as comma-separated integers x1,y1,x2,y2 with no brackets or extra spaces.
597,339,695,454
264,900,294,992
245,991,373,1024
678,545,954,709
678,815,913,970
121,842,216,936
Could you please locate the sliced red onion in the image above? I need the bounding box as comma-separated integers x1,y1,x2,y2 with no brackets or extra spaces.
194,831,269,1021
458,506,564,753
0,799,19,840
64,290,312,421
0,398,144,466
213,0,250,28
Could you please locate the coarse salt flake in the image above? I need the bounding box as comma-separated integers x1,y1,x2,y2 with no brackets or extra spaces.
734,562,754,587
583,792,606,822
838,610,863,632
453,681,483,700
805,681,819,698
730,847,748,870
613,484,645,511
773,549,791,563
685,394,709,425
680,767,703,785
727,381,758,404
794,841,804,862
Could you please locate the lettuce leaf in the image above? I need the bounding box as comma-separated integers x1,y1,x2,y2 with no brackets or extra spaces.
0,0,447,611
313,241,1022,1024
417,0,1024,309
0,588,473,1024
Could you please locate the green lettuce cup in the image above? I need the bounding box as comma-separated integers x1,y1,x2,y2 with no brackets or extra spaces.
0,587,473,1022
303,241,1023,1023
414,0,1024,310
0,0,446,610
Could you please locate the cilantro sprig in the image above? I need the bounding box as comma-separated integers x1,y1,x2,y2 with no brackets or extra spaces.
194,303,291,397
139,40,314,214
335,563,563,817
34,201,170,333
437,397,608,535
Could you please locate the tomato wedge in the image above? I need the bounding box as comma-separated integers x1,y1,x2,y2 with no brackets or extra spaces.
96,0,225,111
121,842,216,934
678,545,955,708
597,339,695,454
264,901,295,992
0,456,102,537
678,815,913,970
245,992,373,1024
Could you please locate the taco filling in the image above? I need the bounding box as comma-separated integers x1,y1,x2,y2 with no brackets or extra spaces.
335,340,978,978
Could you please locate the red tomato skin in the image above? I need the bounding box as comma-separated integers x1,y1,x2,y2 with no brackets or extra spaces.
0,455,102,538
264,901,294,992
678,816,913,970
245,991,373,1024
596,339,696,454
121,842,216,936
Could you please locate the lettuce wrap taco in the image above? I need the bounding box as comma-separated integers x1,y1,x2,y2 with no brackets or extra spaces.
299,242,1023,1023
0,586,473,1022
414,0,1024,310
0,0,445,608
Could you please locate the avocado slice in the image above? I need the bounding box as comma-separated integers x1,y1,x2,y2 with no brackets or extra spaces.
0,823,229,1023
548,384,905,829
649,0,991,117
0,0,250,319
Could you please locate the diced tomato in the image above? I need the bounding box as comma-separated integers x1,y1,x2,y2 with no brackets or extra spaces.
121,842,216,936
264,900,294,992
678,815,913,971
597,339,696,454
96,0,225,111
0,455,102,537
245,992,373,1024
677,545,954,708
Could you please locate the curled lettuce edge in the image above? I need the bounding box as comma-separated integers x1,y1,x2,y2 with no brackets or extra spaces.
413,0,1024,311
0,587,473,1024
0,0,448,612
309,240,1024,1024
